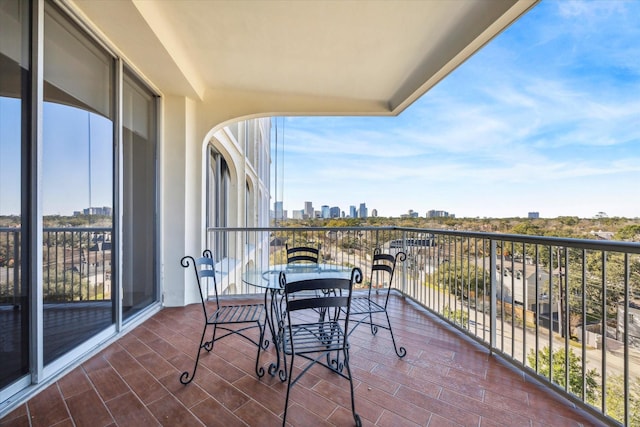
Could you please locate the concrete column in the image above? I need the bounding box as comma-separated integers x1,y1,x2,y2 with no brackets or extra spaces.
161,95,202,307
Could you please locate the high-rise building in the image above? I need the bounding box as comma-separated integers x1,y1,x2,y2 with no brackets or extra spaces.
321,205,330,218
304,201,313,219
274,201,284,221
358,203,368,219
371,209,378,217
528,212,540,219
330,206,340,218
350,205,357,218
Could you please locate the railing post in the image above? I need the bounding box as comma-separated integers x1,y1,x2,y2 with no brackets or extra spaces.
401,229,407,294
490,239,497,352
13,230,20,307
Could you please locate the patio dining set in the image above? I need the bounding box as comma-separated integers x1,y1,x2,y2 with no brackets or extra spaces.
178,245,406,427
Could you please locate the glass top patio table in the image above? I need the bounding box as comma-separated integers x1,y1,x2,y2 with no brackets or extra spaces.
242,263,354,290
242,263,354,381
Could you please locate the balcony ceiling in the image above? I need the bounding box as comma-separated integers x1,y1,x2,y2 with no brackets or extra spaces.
71,0,537,116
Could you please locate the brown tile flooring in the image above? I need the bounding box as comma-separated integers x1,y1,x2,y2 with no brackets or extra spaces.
0,295,605,427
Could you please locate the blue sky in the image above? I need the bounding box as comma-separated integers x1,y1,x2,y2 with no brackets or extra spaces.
0,99,112,216
272,0,640,219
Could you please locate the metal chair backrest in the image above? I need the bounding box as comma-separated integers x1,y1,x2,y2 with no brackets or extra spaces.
368,248,406,308
285,244,320,265
281,267,361,333
181,249,220,320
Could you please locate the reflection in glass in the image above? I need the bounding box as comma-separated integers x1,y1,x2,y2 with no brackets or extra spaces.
42,4,114,364
122,69,157,321
0,0,29,389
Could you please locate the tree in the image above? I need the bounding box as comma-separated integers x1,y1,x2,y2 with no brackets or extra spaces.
527,346,599,404
605,374,640,426
431,259,490,298
511,222,542,236
616,225,640,241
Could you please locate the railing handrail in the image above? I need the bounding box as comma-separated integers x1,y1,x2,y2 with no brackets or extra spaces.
1,226,112,232
208,225,640,253
43,226,112,232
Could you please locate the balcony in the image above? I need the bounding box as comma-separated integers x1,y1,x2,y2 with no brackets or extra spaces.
1,225,637,425
0,294,601,426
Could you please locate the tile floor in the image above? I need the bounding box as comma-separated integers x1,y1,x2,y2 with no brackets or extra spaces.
0,295,606,426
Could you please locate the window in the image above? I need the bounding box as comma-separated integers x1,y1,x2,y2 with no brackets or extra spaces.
208,147,230,259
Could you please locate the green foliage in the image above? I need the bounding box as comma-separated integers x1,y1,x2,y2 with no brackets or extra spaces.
43,271,88,302
325,218,360,227
431,259,490,297
605,374,640,426
340,237,361,250
616,225,640,241
527,346,599,403
443,305,469,328
279,216,640,241
510,222,542,236
557,216,580,226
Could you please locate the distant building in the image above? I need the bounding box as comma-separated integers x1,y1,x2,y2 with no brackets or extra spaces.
401,209,419,218
358,203,368,219
321,205,330,218
274,201,284,221
330,206,340,218
371,209,378,217
304,201,313,219
617,302,640,347
292,209,304,219
426,210,450,218
82,206,112,216
494,259,553,313
349,205,357,218
528,212,539,219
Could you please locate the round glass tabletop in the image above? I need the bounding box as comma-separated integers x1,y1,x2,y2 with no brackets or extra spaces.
242,263,354,290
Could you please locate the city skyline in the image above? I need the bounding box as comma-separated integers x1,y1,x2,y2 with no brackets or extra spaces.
274,201,370,220
271,1,640,219
275,200,457,220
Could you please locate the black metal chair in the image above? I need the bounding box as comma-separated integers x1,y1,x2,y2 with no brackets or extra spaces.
348,249,407,358
285,243,320,265
179,250,267,385
285,243,324,309
280,268,362,427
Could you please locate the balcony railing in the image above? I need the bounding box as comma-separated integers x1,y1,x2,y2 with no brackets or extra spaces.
0,227,112,304
207,226,640,426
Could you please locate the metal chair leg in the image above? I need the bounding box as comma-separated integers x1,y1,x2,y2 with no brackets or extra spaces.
282,353,296,426
255,322,266,378
385,311,406,358
343,348,362,427
180,324,208,385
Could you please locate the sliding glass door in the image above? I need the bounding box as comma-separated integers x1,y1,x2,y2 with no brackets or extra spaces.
0,0,159,401
122,69,157,321
0,0,29,390
42,3,115,364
